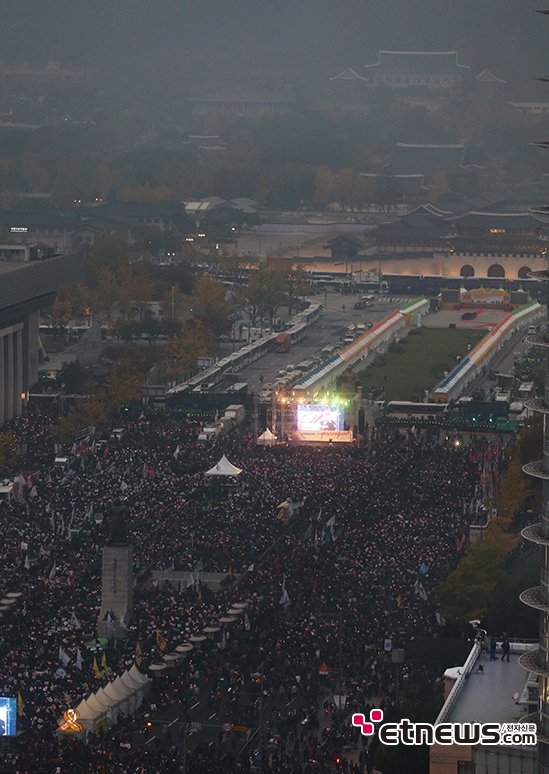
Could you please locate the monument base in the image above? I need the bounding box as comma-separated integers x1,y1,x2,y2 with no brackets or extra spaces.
97,543,133,640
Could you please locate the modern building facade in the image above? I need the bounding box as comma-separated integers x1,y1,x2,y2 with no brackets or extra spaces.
0,253,82,425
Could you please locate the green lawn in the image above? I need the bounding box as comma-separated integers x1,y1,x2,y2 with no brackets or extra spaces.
355,327,485,402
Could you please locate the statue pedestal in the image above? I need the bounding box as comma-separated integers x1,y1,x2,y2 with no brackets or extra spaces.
97,544,133,640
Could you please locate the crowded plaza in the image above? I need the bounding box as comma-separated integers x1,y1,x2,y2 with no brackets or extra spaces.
0,405,501,773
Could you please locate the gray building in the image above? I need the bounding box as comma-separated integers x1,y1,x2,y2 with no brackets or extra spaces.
0,253,82,425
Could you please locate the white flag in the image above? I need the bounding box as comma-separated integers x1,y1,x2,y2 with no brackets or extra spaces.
75,647,83,671
279,575,291,606
24,555,31,571
414,579,428,601
173,444,180,460
69,612,81,630
49,562,57,580
119,615,129,630
59,646,71,667
244,612,251,631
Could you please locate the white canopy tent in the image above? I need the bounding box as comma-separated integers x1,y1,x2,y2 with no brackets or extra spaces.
204,454,243,477
257,428,277,446
68,666,152,732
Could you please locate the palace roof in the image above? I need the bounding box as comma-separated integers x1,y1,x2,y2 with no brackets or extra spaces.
364,51,470,73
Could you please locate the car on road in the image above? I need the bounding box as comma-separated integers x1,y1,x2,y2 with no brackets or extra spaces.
461,311,477,320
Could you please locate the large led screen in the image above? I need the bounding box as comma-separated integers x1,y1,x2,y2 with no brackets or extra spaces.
297,404,343,433
0,697,17,736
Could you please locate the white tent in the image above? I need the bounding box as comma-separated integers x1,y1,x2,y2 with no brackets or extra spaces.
204,454,243,477
74,697,102,731
257,428,277,446
129,664,151,685
67,667,152,733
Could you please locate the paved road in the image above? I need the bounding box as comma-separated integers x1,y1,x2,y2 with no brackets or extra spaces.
232,292,412,394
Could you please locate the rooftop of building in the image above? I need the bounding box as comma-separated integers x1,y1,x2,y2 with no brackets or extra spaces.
444,643,536,726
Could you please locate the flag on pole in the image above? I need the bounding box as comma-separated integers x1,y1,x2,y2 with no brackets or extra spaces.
59,646,71,667
49,561,57,580
119,615,128,630
92,656,102,679
75,647,83,671
135,641,143,667
69,611,81,629
244,612,251,631
173,444,180,460
24,555,30,571
156,630,167,652
17,691,24,717
414,579,428,601
101,652,109,675
279,575,291,606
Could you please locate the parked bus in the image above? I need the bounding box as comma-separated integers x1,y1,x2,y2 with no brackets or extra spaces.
275,332,291,352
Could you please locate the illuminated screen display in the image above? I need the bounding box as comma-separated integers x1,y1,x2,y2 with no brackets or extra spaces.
297,404,344,433
0,697,17,736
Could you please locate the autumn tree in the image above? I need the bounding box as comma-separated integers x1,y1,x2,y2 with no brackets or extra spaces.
0,430,20,472
313,166,337,208
191,274,232,336
160,322,214,382
436,434,535,622
47,282,90,334
88,233,131,271
435,518,519,622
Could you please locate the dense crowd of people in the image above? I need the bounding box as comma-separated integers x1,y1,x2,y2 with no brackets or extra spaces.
0,407,504,772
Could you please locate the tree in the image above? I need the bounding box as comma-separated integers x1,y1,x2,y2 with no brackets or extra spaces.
435,518,519,622
102,361,144,411
0,430,20,471
160,322,214,382
47,282,90,335
276,261,311,315
88,233,131,271
313,166,337,208
191,274,232,336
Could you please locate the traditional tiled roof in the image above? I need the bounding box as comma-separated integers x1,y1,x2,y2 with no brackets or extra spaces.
329,67,369,82
476,68,507,84
364,51,470,73
450,211,544,230
324,233,364,249
374,210,453,240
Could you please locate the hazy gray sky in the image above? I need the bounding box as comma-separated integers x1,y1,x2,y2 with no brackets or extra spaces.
1,1,546,92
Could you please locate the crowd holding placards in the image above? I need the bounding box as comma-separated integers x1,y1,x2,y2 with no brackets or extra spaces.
0,410,499,772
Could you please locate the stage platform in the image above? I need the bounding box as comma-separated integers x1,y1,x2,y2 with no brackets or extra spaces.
288,429,353,445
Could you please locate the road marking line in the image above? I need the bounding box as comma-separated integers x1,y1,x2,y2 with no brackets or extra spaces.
209,712,217,719
145,735,156,745
168,716,180,727
191,702,199,709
